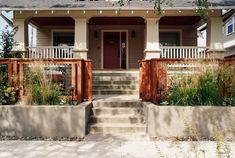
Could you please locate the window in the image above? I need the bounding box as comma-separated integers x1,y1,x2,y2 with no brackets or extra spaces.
53,32,74,46
226,16,235,35
160,32,180,46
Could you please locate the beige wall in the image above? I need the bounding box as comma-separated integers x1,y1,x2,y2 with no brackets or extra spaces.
0,102,92,138
144,102,235,140
160,25,198,46
37,28,51,46
36,24,198,69
88,25,145,69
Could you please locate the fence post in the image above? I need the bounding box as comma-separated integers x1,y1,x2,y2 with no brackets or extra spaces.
13,60,18,93
19,62,24,98
85,59,92,101
7,62,13,86
71,63,76,101
139,60,151,101
77,60,83,103
150,59,157,103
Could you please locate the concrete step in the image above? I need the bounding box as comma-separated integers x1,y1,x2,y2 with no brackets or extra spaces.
92,100,143,108
92,76,138,81
88,123,146,134
92,107,143,116
90,115,145,124
92,71,139,77
92,90,139,95
93,85,138,90
93,80,138,85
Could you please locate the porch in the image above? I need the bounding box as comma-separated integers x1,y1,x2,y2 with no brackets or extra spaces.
11,14,224,69
26,46,209,60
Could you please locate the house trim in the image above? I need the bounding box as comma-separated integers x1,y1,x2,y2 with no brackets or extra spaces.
101,30,129,69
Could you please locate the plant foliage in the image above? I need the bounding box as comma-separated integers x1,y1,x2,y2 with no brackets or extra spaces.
0,26,22,58
166,65,235,106
25,63,61,105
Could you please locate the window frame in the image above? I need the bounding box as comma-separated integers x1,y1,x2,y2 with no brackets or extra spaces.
226,16,235,36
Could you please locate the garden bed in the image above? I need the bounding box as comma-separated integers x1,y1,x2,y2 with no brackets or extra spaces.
0,102,92,138
144,102,235,140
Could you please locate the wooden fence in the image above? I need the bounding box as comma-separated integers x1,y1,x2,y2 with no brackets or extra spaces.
0,58,92,103
139,58,235,103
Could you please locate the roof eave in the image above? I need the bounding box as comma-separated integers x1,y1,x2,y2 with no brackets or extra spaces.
0,6,234,11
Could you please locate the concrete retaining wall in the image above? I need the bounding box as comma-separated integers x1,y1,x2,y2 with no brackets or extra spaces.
144,102,235,140
0,102,92,138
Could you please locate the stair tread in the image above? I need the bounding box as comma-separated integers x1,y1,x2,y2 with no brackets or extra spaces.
92,106,142,109
89,123,146,127
90,114,144,118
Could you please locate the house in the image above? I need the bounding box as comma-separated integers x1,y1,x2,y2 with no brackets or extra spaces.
0,0,233,67
0,0,234,135
223,9,235,58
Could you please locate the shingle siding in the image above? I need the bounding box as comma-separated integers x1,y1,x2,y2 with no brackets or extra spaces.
37,28,51,46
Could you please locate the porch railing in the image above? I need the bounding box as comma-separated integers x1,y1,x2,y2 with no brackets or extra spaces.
160,46,209,59
27,46,74,59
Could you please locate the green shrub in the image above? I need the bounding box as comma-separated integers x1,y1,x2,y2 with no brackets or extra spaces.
197,70,222,105
25,63,61,105
166,65,235,106
168,76,200,106
0,86,17,105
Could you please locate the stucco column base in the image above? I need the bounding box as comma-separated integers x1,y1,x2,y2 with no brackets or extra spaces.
144,50,161,59
207,50,225,59
73,50,88,60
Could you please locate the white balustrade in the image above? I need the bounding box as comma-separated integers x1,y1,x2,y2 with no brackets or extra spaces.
27,46,74,59
161,46,208,59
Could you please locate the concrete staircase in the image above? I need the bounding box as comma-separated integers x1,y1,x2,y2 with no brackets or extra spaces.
88,100,146,134
92,70,139,95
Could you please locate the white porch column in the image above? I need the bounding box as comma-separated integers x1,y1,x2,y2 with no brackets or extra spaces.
207,16,225,58
12,19,28,51
144,18,161,59
73,18,88,59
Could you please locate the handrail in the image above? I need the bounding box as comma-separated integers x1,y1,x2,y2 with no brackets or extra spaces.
26,46,74,59
160,46,209,59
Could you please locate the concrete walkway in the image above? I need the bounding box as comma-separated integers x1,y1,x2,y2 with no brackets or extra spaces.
0,134,234,158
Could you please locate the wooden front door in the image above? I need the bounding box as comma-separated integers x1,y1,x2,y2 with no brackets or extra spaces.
103,32,120,69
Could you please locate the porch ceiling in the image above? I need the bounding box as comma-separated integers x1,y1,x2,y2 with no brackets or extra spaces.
88,17,145,25
159,16,201,25
30,17,75,27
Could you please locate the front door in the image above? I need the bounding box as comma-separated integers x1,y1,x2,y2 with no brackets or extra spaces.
103,32,120,69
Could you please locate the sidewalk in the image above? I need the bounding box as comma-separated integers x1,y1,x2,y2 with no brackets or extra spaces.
0,134,234,158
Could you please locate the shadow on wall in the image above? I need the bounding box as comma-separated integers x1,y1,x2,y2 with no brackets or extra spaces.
145,103,235,140
0,102,92,138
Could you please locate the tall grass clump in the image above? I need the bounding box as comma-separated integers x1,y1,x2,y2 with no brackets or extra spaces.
167,63,235,106
25,63,61,105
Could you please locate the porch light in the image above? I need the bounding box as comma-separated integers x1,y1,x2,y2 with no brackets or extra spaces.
94,31,98,38
131,10,134,14
100,10,102,14
211,10,214,12
115,10,118,14
83,10,86,14
67,10,70,14
19,11,22,14
178,10,182,13
162,10,165,13
35,11,38,14
146,10,149,14
131,31,136,38
51,10,54,14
